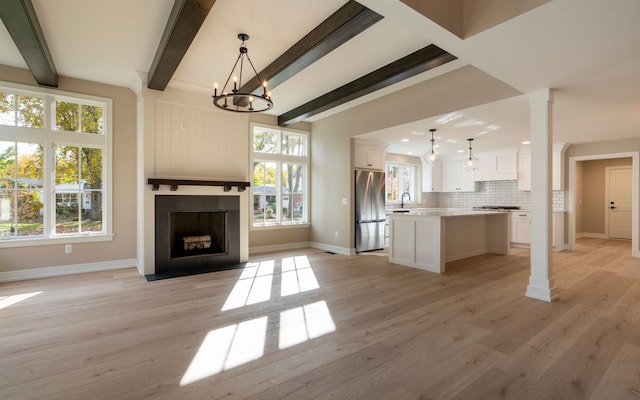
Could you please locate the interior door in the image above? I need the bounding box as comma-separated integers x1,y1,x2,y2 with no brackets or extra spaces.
608,167,632,239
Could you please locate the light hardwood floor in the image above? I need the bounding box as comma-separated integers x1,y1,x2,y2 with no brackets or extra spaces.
2,238,640,400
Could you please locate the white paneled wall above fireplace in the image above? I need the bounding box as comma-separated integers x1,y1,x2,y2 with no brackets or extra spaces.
153,100,248,180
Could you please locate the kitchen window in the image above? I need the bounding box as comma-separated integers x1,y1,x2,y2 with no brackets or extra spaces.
0,83,111,246
251,124,308,228
386,162,415,203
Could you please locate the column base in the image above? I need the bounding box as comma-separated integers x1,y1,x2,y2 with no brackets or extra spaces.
525,275,558,302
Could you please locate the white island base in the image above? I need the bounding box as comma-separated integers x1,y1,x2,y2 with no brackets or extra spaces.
388,210,510,273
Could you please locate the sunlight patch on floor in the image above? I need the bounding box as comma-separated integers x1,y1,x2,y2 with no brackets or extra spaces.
221,260,275,311
279,300,336,350
0,291,42,310
184,255,334,385
180,316,268,386
281,256,319,297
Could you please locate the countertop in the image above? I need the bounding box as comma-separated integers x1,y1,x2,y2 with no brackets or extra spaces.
387,209,509,218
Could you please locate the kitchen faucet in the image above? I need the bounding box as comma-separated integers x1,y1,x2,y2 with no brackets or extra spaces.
401,192,411,208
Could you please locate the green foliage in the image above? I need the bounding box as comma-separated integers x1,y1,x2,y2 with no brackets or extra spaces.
0,94,105,234
0,91,44,128
253,161,276,188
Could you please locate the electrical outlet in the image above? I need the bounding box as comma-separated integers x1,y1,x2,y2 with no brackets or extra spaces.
65,244,72,254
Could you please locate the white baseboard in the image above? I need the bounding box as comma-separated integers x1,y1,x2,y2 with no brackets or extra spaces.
309,242,354,256
0,259,138,283
250,241,356,257
577,232,607,239
249,241,311,255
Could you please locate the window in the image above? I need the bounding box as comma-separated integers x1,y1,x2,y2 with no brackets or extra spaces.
386,162,415,202
0,83,111,245
251,124,308,227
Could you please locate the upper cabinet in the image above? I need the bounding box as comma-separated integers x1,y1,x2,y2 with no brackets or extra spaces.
518,152,532,191
421,160,442,192
354,139,387,170
518,143,570,191
473,149,518,181
442,159,476,192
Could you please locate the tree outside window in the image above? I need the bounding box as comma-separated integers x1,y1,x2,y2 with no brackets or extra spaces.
386,163,415,202
0,86,108,241
251,125,308,227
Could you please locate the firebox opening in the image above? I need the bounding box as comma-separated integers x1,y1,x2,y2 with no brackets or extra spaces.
170,211,227,259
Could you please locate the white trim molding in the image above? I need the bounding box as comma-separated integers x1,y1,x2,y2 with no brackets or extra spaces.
568,151,639,258
309,242,354,256
249,241,311,255
0,259,137,282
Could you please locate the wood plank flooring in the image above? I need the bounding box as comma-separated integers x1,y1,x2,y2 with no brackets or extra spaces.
2,238,640,399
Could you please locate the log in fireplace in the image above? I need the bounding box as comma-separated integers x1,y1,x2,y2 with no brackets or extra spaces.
150,195,241,280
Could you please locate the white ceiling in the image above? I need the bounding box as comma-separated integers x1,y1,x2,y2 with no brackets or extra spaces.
1,0,638,158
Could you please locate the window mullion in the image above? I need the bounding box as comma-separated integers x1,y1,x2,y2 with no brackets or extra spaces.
47,142,55,236
77,146,82,232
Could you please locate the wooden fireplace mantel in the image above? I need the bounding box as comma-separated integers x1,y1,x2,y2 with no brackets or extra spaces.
148,178,250,192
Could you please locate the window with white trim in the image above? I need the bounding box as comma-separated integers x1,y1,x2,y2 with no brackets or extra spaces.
251,124,308,227
0,83,111,243
386,162,416,203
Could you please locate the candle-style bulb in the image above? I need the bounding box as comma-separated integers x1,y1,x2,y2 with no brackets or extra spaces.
233,76,237,92
213,83,218,97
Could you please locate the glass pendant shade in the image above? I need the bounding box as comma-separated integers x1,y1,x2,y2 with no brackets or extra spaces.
423,128,441,166
463,138,478,171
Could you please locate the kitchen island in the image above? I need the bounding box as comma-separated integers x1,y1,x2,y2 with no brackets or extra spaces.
388,210,509,273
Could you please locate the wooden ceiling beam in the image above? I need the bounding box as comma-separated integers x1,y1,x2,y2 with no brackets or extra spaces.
0,0,58,87
277,44,457,126
147,0,216,91
239,0,382,95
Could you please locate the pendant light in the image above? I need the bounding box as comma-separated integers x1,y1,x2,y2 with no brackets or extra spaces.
422,128,442,166
212,34,273,113
463,138,478,171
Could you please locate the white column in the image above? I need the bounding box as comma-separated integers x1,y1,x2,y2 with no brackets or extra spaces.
526,89,557,302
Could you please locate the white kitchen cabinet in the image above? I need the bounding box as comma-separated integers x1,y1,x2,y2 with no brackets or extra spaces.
518,143,569,191
518,152,531,191
511,211,532,244
511,211,565,250
421,160,442,192
442,160,476,192
474,149,518,181
354,139,387,170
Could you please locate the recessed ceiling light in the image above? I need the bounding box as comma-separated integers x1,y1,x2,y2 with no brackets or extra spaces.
457,149,464,153
446,139,457,143
487,125,500,130
407,151,413,155
522,141,531,145
476,131,489,135
401,138,409,142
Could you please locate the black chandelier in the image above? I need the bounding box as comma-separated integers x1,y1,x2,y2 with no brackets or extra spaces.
212,33,273,113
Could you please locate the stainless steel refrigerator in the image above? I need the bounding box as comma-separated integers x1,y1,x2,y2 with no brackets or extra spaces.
355,170,386,252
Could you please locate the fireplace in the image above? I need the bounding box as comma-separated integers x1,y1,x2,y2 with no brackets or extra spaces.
150,195,241,280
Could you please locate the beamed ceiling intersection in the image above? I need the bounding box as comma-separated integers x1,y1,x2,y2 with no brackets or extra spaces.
0,0,456,126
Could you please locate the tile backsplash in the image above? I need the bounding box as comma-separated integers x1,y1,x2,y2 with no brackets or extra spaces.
422,180,565,210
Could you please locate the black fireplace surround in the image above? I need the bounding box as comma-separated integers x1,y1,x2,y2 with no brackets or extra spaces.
149,195,241,280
